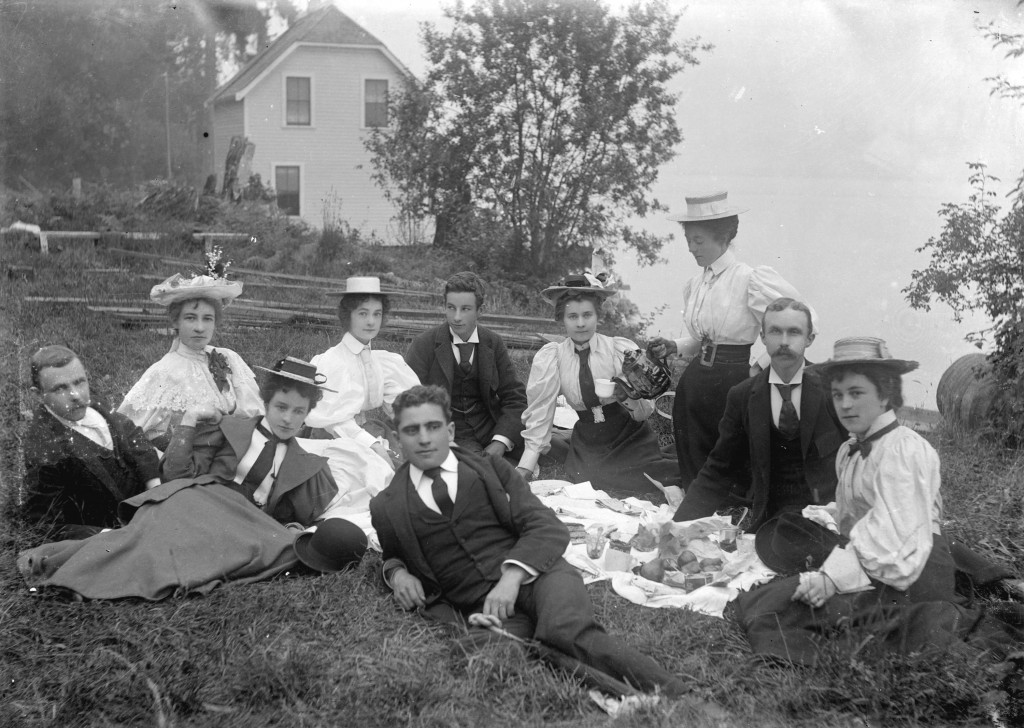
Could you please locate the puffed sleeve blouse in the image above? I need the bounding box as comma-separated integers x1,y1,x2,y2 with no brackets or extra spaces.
671,249,818,360
117,340,264,443
820,410,944,593
517,333,655,472
304,332,421,448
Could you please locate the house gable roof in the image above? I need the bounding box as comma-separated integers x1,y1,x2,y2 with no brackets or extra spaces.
210,5,410,104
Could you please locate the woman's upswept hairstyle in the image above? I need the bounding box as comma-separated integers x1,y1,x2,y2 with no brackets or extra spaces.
553,291,604,323
259,373,324,410
684,215,740,245
168,296,224,331
825,364,903,410
337,293,390,331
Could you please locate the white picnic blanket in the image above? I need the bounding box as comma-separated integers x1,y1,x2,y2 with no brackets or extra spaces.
532,479,776,619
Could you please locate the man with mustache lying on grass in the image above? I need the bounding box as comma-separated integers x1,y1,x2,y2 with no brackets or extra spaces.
369,384,698,701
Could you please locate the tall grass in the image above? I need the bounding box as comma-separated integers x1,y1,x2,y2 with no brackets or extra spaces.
1,238,1021,726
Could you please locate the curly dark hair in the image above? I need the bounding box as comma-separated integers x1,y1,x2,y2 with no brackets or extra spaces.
444,271,486,308
259,374,324,410
553,290,604,323
825,364,904,410
392,385,452,425
336,293,389,332
683,215,740,245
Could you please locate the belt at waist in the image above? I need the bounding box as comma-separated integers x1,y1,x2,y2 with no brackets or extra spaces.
575,402,629,424
697,342,752,366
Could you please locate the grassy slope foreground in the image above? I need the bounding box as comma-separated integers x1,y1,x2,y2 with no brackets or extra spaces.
2,239,1023,727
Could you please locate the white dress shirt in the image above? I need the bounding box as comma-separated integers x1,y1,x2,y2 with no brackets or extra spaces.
820,410,944,593
767,364,804,428
671,249,817,365
49,406,113,450
306,332,421,446
517,333,654,472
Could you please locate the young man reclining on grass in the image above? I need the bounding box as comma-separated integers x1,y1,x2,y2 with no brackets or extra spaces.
19,345,161,540
17,357,367,600
369,384,693,698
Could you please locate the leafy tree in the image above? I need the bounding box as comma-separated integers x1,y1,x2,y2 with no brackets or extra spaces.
367,0,710,277
904,22,1024,429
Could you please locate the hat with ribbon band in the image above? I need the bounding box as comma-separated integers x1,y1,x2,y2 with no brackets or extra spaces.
817,337,918,375
541,273,617,305
150,273,243,307
668,191,748,222
254,356,337,392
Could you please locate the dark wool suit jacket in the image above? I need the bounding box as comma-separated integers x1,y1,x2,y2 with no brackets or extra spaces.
22,403,158,537
369,448,568,601
674,366,847,530
404,324,527,449
161,415,338,527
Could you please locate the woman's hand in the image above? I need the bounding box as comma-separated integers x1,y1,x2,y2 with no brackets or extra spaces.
180,404,222,428
648,337,678,359
791,571,837,608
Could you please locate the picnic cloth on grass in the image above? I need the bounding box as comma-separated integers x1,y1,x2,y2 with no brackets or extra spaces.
532,480,776,618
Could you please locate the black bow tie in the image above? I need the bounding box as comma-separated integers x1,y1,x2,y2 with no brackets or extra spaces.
257,422,291,445
848,420,899,459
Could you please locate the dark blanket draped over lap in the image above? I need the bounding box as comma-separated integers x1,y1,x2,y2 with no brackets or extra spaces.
17,480,299,600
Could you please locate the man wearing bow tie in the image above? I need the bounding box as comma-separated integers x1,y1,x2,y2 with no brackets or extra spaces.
405,272,527,461
673,298,847,531
21,346,161,539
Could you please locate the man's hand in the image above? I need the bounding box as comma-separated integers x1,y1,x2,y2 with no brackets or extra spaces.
648,337,678,359
514,466,533,482
482,566,528,622
390,568,426,610
484,441,507,459
791,571,837,608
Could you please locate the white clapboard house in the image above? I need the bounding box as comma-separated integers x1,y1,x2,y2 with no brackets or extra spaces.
210,5,411,241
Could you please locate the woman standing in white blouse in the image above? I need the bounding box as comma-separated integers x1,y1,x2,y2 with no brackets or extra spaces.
304,277,420,467
651,191,814,485
516,275,679,497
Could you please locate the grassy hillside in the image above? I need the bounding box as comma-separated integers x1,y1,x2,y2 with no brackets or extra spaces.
2,238,1023,727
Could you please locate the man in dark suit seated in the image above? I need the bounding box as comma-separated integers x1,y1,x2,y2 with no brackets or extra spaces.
370,385,691,697
404,271,527,461
674,298,846,531
20,345,160,539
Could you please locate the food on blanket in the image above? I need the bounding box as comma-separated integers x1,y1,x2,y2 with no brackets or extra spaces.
699,558,723,571
681,560,702,574
630,525,659,551
718,526,739,553
604,539,633,571
683,573,713,592
639,558,666,583
677,550,697,567
585,525,606,559
564,522,587,545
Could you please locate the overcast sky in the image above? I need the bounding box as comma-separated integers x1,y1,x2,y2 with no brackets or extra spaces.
334,0,1023,407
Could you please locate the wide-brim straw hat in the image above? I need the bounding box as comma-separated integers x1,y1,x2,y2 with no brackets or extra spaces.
667,191,748,222
150,273,243,306
817,337,919,375
254,356,337,392
541,273,617,305
327,276,388,299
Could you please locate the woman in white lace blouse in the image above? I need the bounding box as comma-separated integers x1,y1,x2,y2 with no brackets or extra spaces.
118,272,263,450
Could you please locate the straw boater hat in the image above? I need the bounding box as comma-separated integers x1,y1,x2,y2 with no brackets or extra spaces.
540,273,617,305
817,337,918,375
667,191,748,222
150,273,243,306
329,276,388,300
254,356,337,392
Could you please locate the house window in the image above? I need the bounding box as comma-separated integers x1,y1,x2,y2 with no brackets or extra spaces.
275,166,300,216
286,77,311,126
364,79,388,127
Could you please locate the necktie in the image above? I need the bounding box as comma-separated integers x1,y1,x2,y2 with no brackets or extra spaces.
424,466,455,518
359,346,381,410
577,347,601,409
243,423,287,505
456,343,475,375
848,420,900,459
775,383,800,439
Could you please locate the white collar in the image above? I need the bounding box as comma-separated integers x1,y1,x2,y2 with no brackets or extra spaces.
706,248,737,276
47,405,105,431
768,362,805,386
409,448,459,484
862,409,898,439
342,331,370,354
450,327,480,345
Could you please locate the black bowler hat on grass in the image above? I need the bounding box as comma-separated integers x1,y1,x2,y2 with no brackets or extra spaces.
293,519,368,573
754,512,849,576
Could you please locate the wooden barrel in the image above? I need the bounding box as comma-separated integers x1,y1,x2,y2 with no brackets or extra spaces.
936,353,1003,430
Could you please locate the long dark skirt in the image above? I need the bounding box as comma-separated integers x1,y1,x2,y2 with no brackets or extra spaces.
566,404,679,498
735,533,1024,665
672,357,751,484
